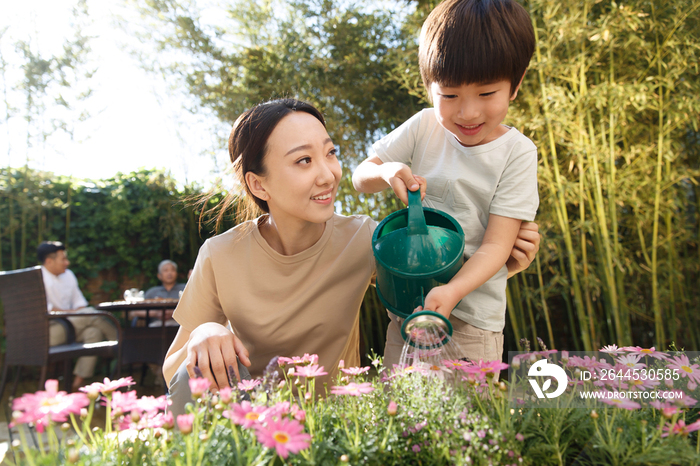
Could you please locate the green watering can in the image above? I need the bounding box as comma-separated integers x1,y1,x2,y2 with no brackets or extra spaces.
372,189,465,347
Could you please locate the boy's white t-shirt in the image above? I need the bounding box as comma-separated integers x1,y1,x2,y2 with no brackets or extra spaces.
373,108,539,332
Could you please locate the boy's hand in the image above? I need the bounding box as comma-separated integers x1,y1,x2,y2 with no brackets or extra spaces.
386,165,426,205
352,156,426,203
506,221,540,277
418,284,462,320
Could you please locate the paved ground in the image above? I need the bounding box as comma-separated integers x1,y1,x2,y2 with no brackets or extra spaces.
0,364,166,464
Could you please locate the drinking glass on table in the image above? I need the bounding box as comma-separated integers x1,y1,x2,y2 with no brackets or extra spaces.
124,288,145,303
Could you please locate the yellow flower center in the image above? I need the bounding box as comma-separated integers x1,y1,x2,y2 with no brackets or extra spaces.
245,412,260,421
681,365,693,374
274,432,290,444
481,367,492,372
430,365,440,371
641,349,652,354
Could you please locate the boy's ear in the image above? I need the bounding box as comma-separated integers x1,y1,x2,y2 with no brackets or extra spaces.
245,172,270,201
510,71,527,101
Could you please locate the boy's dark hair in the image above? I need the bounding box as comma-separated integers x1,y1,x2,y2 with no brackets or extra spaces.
37,241,66,264
419,0,535,96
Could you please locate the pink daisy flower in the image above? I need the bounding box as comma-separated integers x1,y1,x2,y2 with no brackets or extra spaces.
278,354,319,366
566,355,587,368
442,359,472,371
108,390,139,416
650,401,683,418
266,401,291,420
662,419,700,437
622,346,669,360
579,356,613,371
598,394,641,410
135,395,170,414
224,401,269,428
658,389,697,407
11,380,90,433
80,376,135,395
218,386,234,404
255,418,311,459
666,354,700,391
238,379,261,391
463,360,509,379
426,364,453,380
625,377,660,391
330,382,375,396
600,344,624,355
177,413,195,434
188,377,211,397
615,354,645,371
341,366,370,376
292,364,328,378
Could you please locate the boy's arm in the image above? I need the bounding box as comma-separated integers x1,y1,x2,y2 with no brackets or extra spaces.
423,214,522,319
506,221,540,278
352,155,426,205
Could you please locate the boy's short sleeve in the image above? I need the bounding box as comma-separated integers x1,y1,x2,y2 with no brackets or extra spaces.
489,139,538,221
372,110,427,165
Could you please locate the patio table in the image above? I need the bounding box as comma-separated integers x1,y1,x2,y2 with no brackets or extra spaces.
96,299,179,367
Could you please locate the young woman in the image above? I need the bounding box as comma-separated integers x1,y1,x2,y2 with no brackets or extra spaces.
164,99,540,416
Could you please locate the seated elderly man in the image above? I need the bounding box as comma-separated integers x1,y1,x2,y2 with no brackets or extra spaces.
130,260,185,327
39,241,118,391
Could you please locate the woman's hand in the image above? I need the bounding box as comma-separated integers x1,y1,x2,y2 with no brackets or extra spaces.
185,322,251,391
506,221,541,278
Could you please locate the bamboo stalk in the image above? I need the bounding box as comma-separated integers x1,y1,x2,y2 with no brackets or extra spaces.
20,166,28,268
65,182,71,248
586,110,624,344
605,39,631,348
532,14,591,351
650,3,665,349
506,285,523,351
521,273,538,347
535,254,555,349
9,189,15,270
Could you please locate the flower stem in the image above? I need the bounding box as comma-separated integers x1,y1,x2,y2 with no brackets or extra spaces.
69,413,89,446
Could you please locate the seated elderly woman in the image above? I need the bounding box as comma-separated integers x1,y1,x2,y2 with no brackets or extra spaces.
164,99,540,416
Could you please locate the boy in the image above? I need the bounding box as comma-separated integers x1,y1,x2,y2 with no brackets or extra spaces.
352,0,538,366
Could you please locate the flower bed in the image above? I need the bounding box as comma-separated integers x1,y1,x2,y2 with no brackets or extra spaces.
6,346,700,465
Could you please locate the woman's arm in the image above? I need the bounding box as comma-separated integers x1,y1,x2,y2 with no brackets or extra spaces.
163,323,251,390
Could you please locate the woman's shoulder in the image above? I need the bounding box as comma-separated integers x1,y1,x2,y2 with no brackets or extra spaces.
332,213,377,232
202,219,260,252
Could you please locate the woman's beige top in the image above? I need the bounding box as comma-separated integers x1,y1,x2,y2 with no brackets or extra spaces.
174,213,376,388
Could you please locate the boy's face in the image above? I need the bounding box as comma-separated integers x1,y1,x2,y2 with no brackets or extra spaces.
429,80,518,147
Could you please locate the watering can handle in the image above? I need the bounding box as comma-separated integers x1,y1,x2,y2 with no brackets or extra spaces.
407,189,429,236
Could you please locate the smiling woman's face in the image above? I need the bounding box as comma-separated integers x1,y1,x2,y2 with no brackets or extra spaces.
250,111,341,227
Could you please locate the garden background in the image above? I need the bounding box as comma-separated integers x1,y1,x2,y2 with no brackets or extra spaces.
1,0,700,363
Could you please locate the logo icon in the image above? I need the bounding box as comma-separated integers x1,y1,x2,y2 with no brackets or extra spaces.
528,359,568,399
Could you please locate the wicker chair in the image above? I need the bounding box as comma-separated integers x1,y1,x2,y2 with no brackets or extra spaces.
0,266,122,399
